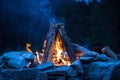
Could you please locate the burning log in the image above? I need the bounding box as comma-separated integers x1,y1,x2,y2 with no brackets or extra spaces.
42,23,76,66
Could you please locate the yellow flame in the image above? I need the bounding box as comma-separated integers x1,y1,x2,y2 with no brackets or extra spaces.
26,43,32,52
35,51,41,64
26,43,42,64
52,33,71,66
42,40,47,53
25,32,71,66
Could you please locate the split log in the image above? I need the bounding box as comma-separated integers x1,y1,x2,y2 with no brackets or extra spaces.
42,23,76,63
42,23,57,63
58,24,76,62
71,43,98,58
101,46,118,58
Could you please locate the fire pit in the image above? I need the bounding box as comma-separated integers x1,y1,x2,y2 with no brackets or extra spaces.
0,23,120,80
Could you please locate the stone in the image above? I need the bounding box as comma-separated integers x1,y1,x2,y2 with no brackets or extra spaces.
110,64,120,80
67,77,82,80
1,68,48,80
0,56,4,68
71,60,83,74
8,57,29,69
48,76,66,80
95,54,111,61
1,51,35,69
36,62,54,71
20,51,34,62
2,51,35,62
83,60,120,80
47,66,78,77
80,57,95,64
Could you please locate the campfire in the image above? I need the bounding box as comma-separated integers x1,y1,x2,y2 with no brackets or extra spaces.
26,23,76,66
1,23,120,80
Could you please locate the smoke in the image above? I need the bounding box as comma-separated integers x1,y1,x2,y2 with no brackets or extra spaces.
0,0,60,52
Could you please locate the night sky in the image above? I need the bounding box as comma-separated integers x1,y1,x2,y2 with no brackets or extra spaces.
0,0,120,55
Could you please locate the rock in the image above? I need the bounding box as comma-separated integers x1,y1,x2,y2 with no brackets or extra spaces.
2,51,35,62
8,57,29,69
95,54,111,61
47,66,78,77
68,77,82,80
110,64,120,80
83,60,120,80
71,60,83,74
20,51,34,62
48,76,66,80
1,51,35,69
0,56,4,68
117,54,120,59
36,62,54,71
1,68,48,80
80,57,95,64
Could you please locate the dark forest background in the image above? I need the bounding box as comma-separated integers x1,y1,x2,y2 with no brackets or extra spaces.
0,0,120,55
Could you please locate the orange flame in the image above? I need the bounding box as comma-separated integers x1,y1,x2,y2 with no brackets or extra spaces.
26,43,42,64
51,33,71,66
35,51,41,64
26,32,71,66
26,43,32,53
42,40,47,53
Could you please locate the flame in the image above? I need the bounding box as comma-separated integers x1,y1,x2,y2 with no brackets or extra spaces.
26,43,32,52
25,32,71,66
35,51,41,64
52,33,71,66
42,40,47,53
26,43,42,64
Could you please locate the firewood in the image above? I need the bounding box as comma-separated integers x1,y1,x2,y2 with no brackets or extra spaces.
101,46,118,58
71,43,98,58
42,23,76,63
